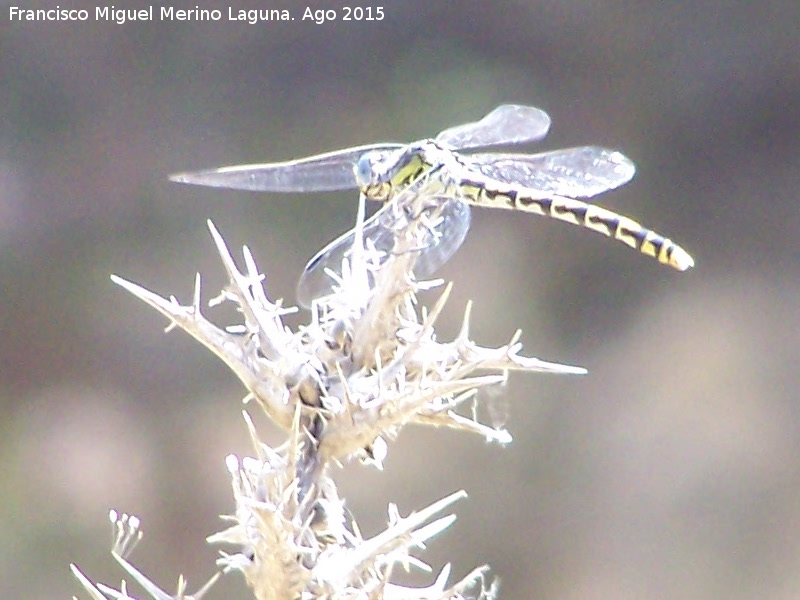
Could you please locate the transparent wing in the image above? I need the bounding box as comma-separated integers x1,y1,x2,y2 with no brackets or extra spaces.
435,104,552,150
414,198,471,275
464,146,636,198
297,197,472,307
169,143,404,192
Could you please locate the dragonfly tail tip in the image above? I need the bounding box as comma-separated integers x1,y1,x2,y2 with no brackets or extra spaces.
671,247,695,271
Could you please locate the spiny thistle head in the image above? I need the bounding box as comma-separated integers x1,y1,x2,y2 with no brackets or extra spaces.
111,188,585,467
75,185,585,600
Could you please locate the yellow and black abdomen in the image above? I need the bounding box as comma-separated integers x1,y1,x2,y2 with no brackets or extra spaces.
509,188,694,271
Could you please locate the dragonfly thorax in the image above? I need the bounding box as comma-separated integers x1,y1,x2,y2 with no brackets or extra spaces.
355,141,449,203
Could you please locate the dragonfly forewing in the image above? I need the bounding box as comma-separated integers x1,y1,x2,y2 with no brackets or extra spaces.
169,143,403,193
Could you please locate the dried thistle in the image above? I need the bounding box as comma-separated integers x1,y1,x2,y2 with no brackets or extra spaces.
72,184,585,600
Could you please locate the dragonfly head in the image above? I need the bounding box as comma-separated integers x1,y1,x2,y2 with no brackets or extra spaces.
355,149,401,202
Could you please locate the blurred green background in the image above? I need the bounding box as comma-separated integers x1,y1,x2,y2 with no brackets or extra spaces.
3,1,800,598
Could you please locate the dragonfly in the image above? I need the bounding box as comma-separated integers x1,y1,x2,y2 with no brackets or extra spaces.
171,105,694,305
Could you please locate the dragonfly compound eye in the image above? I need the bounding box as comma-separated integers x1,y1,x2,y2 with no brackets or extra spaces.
355,152,380,189
355,151,395,201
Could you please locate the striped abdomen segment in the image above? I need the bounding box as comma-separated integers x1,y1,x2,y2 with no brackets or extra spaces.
468,183,694,271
